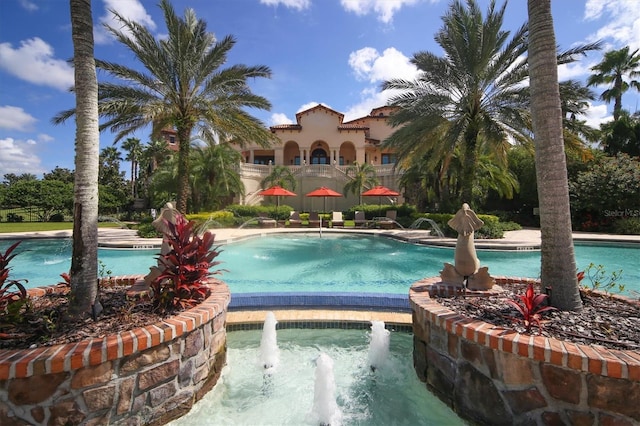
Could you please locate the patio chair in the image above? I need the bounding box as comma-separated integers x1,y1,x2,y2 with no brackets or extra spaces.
308,211,322,227
331,211,344,228
354,211,368,228
258,212,277,228
288,211,302,227
377,210,397,229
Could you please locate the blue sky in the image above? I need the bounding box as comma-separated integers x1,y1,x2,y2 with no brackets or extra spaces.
1,0,639,178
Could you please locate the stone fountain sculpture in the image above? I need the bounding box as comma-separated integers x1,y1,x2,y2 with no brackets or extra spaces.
440,203,495,290
143,202,180,286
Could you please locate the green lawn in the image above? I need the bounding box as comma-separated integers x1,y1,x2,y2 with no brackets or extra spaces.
0,222,121,233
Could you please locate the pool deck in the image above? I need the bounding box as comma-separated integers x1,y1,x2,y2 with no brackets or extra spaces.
2,227,638,327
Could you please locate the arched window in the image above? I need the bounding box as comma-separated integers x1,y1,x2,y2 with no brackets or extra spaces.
310,148,328,164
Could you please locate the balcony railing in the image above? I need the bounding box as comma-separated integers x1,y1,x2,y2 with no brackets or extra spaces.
238,163,398,178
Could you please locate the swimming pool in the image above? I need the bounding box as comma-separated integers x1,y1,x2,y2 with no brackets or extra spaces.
3,234,639,296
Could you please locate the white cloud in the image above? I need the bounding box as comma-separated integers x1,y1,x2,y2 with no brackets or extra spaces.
0,137,44,175
297,101,331,112
95,0,156,44
580,102,611,129
38,133,54,143
270,112,294,125
558,61,595,82
348,47,418,83
340,0,422,24
0,106,38,131
260,0,311,11
0,38,74,91
19,0,38,12
584,0,640,50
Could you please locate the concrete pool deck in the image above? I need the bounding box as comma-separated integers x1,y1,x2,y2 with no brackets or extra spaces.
1,226,638,327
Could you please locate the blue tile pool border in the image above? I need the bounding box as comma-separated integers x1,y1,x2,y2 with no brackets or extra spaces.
228,292,410,313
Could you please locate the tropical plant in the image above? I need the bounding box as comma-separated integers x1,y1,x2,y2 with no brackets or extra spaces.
0,242,28,323
54,0,276,214
506,282,556,333
579,263,626,295
121,137,143,197
191,137,245,211
261,165,297,192
151,214,221,312
66,0,100,318
343,161,379,205
599,111,640,157
382,0,600,209
527,0,582,311
587,46,640,121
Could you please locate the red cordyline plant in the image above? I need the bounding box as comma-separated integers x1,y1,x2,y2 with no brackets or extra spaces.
506,282,556,333
151,215,222,313
0,241,29,325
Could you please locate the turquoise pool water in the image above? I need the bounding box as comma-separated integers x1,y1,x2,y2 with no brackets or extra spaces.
168,328,465,426
2,234,639,296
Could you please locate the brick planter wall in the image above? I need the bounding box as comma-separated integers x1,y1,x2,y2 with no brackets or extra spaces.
410,276,640,426
0,276,230,425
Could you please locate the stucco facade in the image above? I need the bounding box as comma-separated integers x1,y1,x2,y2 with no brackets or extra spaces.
236,104,404,212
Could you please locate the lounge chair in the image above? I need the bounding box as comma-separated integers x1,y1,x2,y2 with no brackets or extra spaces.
377,210,397,229
258,213,277,228
331,211,344,228
288,211,302,227
354,211,368,228
308,211,322,227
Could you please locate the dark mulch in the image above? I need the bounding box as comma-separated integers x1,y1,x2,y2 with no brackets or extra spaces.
0,286,170,350
436,282,640,351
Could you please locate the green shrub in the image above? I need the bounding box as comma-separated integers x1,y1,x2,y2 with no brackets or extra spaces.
49,213,65,222
136,223,162,238
612,217,640,235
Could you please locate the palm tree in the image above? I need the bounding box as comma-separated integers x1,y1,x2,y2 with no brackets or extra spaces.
121,137,142,197
66,0,99,317
382,0,600,208
261,165,297,191
527,0,581,311
587,46,640,121
54,0,275,214
343,161,379,205
191,137,245,211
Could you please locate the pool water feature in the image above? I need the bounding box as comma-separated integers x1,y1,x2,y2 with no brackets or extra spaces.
3,234,639,296
168,327,465,426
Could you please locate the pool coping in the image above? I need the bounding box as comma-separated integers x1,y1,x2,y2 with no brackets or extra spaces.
3,227,638,251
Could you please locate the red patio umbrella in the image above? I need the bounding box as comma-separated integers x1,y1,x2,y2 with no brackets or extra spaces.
361,185,400,215
305,186,342,213
259,185,297,215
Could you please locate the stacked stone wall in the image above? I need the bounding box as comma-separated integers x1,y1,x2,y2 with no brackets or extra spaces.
0,277,230,425
410,276,640,426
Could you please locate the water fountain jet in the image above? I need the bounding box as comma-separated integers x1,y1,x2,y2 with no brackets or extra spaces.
311,353,341,426
368,321,390,372
258,312,279,373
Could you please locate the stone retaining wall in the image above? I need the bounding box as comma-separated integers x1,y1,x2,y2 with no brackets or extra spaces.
0,276,230,425
410,276,640,426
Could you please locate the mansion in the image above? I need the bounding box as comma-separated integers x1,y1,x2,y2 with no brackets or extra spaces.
235,104,404,212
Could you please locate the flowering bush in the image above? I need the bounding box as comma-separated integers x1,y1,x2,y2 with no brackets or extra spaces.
506,282,556,333
151,215,222,313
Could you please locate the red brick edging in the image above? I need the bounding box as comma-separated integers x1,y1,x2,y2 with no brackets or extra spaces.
0,276,231,425
410,276,640,426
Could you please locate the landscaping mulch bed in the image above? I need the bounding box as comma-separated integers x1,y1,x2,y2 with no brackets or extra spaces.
0,286,170,350
2,282,639,352
436,282,640,351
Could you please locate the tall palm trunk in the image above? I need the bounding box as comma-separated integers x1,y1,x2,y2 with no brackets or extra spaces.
69,0,99,316
176,125,193,213
527,0,581,311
